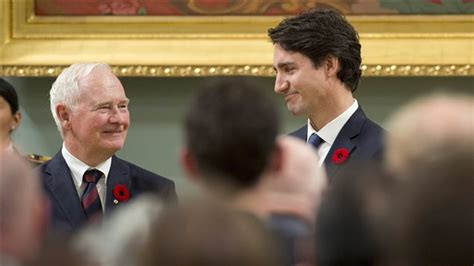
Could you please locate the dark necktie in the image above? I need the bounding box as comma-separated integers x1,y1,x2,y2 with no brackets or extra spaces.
308,133,323,149
81,169,103,220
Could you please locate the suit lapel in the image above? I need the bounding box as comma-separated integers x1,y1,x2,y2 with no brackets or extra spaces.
44,153,86,229
105,156,131,213
324,107,367,180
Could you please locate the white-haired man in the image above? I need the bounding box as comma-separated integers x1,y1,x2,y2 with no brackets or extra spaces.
38,63,177,233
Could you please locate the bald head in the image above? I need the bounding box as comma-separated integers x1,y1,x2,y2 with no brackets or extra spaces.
385,93,474,176
259,136,327,221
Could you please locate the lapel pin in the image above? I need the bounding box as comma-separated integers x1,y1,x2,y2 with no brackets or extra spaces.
112,184,130,203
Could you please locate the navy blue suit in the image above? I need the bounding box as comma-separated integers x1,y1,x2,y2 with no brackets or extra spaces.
37,152,177,233
290,107,385,180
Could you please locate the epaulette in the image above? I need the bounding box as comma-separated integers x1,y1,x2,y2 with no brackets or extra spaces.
26,153,51,165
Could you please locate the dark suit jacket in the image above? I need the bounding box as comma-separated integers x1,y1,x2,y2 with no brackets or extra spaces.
37,152,177,233
268,214,313,266
290,107,386,181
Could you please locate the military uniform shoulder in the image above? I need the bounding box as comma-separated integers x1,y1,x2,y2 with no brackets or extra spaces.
25,153,51,166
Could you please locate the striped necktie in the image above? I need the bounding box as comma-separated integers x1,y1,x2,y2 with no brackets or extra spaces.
308,133,323,149
81,169,103,220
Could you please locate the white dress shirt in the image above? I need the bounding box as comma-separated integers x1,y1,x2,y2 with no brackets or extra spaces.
307,99,359,165
62,145,111,210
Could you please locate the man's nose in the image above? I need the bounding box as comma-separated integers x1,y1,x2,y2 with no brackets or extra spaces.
108,107,128,124
274,75,289,94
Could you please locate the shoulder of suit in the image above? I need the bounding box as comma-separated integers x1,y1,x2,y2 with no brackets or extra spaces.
288,124,307,140
25,153,51,165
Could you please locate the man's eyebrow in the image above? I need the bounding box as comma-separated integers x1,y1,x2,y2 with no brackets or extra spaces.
275,62,296,69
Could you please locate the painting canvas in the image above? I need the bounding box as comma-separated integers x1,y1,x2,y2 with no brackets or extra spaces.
0,0,472,77
35,0,474,16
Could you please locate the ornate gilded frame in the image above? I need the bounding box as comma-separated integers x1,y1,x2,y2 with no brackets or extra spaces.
1,0,473,77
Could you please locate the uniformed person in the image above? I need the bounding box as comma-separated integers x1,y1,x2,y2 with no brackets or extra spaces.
0,78,50,166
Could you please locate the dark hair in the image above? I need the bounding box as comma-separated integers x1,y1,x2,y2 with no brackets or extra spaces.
315,165,394,266
268,8,362,92
0,78,19,114
184,77,280,190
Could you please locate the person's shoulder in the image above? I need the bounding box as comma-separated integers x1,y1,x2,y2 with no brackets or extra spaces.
355,106,386,136
113,156,178,202
362,117,387,138
288,124,307,140
113,156,174,184
25,153,51,166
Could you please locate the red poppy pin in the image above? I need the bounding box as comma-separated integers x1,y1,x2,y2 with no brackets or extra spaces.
113,184,130,203
331,148,349,165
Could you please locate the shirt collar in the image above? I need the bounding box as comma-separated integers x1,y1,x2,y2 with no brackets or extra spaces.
307,99,359,145
61,144,112,187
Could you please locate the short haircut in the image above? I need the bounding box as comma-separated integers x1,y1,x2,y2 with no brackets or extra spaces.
268,8,362,92
0,78,19,114
50,63,111,137
184,77,280,190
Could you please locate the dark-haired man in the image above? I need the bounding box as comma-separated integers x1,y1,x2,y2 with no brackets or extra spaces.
268,8,385,180
181,78,328,266
181,78,280,194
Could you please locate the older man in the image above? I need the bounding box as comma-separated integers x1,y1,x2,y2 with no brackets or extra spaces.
385,93,474,176
38,63,177,233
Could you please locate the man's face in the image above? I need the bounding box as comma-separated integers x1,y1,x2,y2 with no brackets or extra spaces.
272,44,328,116
66,66,130,158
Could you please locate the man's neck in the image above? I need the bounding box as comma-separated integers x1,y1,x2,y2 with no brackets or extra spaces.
308,89,353,131
64,142,111,167
232,188,270,220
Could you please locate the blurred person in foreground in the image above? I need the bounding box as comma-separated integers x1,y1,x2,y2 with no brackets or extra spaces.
384,152,473,266
382,92,473,265
385,92,474,176
268,9,385,180
0,152,49,265
181,77,327,265
140,199,284,266
73,195,164,266
38,63,177,234
314,164,395,266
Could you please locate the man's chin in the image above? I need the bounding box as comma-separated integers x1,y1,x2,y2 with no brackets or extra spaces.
101,141,125,153
287,105,305,116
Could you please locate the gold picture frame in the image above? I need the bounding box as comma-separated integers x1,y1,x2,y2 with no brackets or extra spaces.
1,0,473,77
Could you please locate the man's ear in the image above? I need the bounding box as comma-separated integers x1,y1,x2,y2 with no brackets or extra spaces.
267,142,284,174
324,56,339,79
180,148,200,182
56,104,71,130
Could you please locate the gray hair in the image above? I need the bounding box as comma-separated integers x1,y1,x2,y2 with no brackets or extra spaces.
50,63,111,137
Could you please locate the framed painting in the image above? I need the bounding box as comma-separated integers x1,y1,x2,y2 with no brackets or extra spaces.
1,0,473,77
